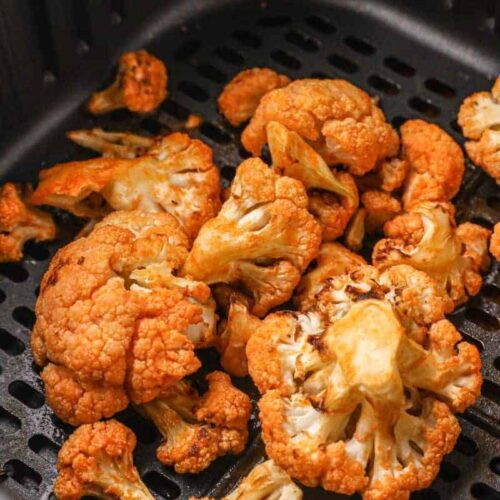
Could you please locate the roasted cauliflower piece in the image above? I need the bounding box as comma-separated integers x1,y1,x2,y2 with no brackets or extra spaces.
246,265,481,499
267,121,358,241
242,79,399,176
458,77,500,182
0,182,55,262
54,419,154,500
31,132,221,241
87,50,167,115
182,158,321,316
491,222,500,261
373,202,490,310
218,68,290,127
140,371,251,473
32,210,217,425
294,242,366,311
357,156,409,193
361,190,401,234
400,119,464,209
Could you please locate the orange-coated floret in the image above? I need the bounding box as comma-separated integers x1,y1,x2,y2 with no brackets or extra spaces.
32,210,217,425
373,202,490,311
181,158,321,317
358,157,409,193
54,419,154,500
242,79,399,176
361,190,401,234
247,264,481,499
218,67,290,127
490,222,500,261
139,371,251,474
87,50,167,115
32,132,221,241
458,76,500,183
0,183,55,262
400,119,464,209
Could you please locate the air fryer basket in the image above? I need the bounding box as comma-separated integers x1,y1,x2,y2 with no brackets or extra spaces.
0,1,499,499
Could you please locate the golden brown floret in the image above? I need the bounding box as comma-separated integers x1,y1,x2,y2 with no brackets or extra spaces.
361,190,401,234
247,265,481,499
400,119,464,209
87,50,167,115
465,129,500,183
357,157,409,193
32,132,221,241
0,183,55,262
490,222,500,261
54,419,154,500
32,211,217,425
139,371,251,473
218,68,290,127
182,158,321,317
294,242,366,311
373,202,490,311
344,207,366,251
242,79,399,176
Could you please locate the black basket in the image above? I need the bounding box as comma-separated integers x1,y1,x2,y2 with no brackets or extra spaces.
0,1,499,499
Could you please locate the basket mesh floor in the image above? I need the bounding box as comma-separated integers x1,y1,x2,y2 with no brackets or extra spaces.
0,1,499,499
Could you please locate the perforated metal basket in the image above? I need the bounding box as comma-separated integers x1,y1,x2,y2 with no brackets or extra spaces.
0,1,499,499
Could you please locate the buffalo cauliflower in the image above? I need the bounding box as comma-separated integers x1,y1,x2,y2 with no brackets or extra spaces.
181,157,321,316
0,182,55,262
294,242,366,311
54,419,154,500
400,119,465,209
361,190,401,234
491,222,500,261
31,132,221,241
31,210,217,425
246,265,481,499
458,76,500,183
242,79,399,176
267,121,358,241
357,156,409,193
372,202,490,310
87,50,167,115
218,68,290,127
139,371,251,473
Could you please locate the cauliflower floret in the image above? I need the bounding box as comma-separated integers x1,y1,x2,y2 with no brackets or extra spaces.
31,210,217,425
357,157,409,193
373,202,490,310
0,183,55,262
218,68,290,127
54,419,154,500
345,208,366,251
491,222,500,261
267,120,359,241
247,265,481,498
294,242,366,311
465,128,500,183
139,371,251,473
181,158,321,316
400,119,464,209
87,50,167,115
242,79,399,176
31,132,221,241
361,190,401,234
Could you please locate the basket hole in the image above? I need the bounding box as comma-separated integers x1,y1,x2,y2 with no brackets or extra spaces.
285,30,320,52
392,115,407,128
0,263,29,282
163,100,190,121
174,40,201,61
408,97,441,118
491,457,500,475
482,379,500,406
495,357,500,371
232,29,261,48
305,15,336,34
24,241,50,261
271,50,301,70
344,36,376,55
425,78,456,98
140,118,162,136
258,15,291,27
143,471,180,499
221,166,237,182
3,460,41,491
178,81,209,102
200,122,231,144
28,435,60,463
368,74,400,95
0,329,25,356
459,331,484,352
12,306,36,330
196,63,227,84
310,71,332,79
215,46,245,66
438,461,460,482
411,488,441,499
0,406,21,433
0,288,4,303
8,381,44,409
471,483,500,499
328,53,358,73
456,434,479,456
384,56,416,77
465,307,499,331
117,410,158,444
